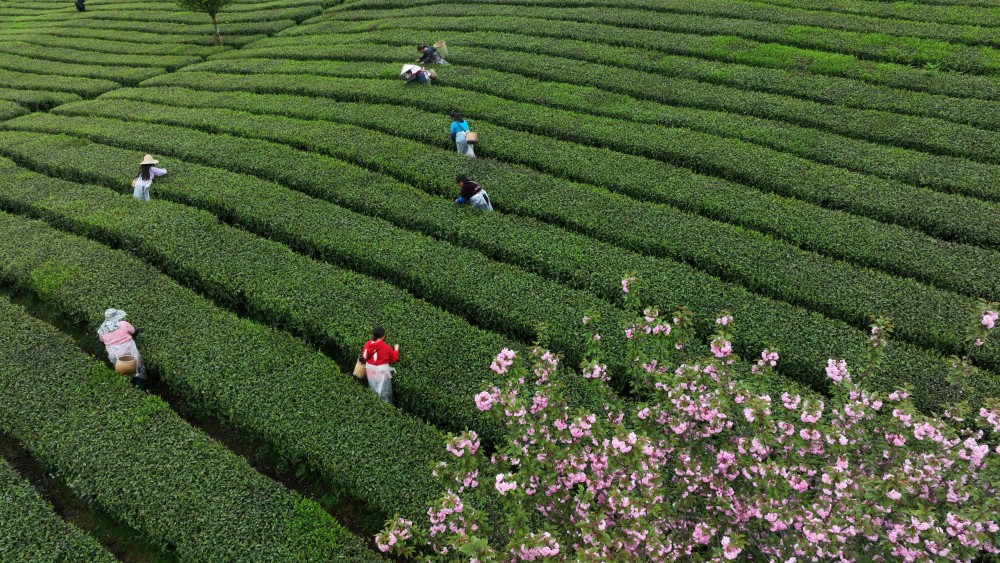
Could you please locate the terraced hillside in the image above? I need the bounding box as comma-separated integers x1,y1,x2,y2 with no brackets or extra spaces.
0,0,998,558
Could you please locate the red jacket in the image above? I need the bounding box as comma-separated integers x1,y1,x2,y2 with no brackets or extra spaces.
362,339,399,366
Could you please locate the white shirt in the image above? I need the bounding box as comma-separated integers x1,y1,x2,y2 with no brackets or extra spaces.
134,166,167,189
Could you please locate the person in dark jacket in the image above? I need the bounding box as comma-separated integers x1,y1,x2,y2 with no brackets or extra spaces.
416,44,448,65
454,174,493,211
75,0,86,11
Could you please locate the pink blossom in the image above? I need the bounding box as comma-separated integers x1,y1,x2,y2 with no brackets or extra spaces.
490,348,517,375
710,337,732,359
721,536,741,560
474,391,494,411
692,522,714,544
494,473,517,495
825,359,850,384
980,407,1000,432
716,315,733,326
982,310,998,329
621,277,636,294
782,392,801,410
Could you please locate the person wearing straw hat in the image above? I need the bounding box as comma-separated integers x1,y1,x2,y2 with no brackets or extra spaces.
454,174,493,211
402,64,433,85
416,44,448,65
450,113,475,158
97,308,148,390
131,154,167,201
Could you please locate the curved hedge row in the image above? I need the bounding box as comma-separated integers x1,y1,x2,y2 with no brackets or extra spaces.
14,5,323,24
0,131,623,418
0,296,378,562
3,33,222,56
0,26,269,47
0,100,26,122
337,0,1000,49
149,69,1000,253
96,86,1000,304
0,40,202,70
4,16,297,36
284,15,1000,101
0,457,114,563
258,26,1000,135
745,0,1000,27
0,87,80,111
0,68,117,97
0,52,163,86
321,2,1000,70
70,0,327,11
0,117,993,411
331,0,1000,28
208,41,1000,170
33,99,997,370
0,189,445,523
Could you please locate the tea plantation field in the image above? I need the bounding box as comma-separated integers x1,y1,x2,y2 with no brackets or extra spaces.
0,0,998,559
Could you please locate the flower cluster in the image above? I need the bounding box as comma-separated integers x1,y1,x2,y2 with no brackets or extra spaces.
824,358,850,384
445,431,480,458
982,310,998,330
490,348,517,375
375,518,413,553
752,349,779,375
379,303,1000,562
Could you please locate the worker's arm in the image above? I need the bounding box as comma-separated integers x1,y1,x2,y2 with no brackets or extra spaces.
404,74,419,84
455,196,467,204
150,166,167,177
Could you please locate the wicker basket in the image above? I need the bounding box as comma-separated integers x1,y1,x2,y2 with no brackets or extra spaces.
115,355,137,376
353,357,367,378
465,132,479,144
433,40,448,57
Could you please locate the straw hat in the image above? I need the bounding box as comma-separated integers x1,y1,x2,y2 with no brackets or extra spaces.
139,154,159,165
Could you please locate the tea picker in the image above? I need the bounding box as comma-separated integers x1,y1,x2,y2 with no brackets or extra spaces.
450,113,477,157
97,308,148,390
416,43,448,65
131,154,167,201
401,64,435,85
454,174,493,211
74,0,85,11
359,326,400,403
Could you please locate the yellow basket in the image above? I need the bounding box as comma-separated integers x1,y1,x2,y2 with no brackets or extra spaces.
433,40,448,57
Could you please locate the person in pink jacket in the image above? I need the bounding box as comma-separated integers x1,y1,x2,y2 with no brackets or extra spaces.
97,308,147,390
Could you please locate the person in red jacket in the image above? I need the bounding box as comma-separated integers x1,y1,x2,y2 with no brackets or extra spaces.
361,326,399,403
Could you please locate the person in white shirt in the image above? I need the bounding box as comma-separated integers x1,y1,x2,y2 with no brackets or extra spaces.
132,154,167,201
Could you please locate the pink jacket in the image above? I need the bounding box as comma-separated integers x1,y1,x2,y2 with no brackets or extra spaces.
99,321,135,346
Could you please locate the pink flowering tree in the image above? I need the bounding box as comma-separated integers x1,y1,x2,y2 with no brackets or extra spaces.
377,282,1000,561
